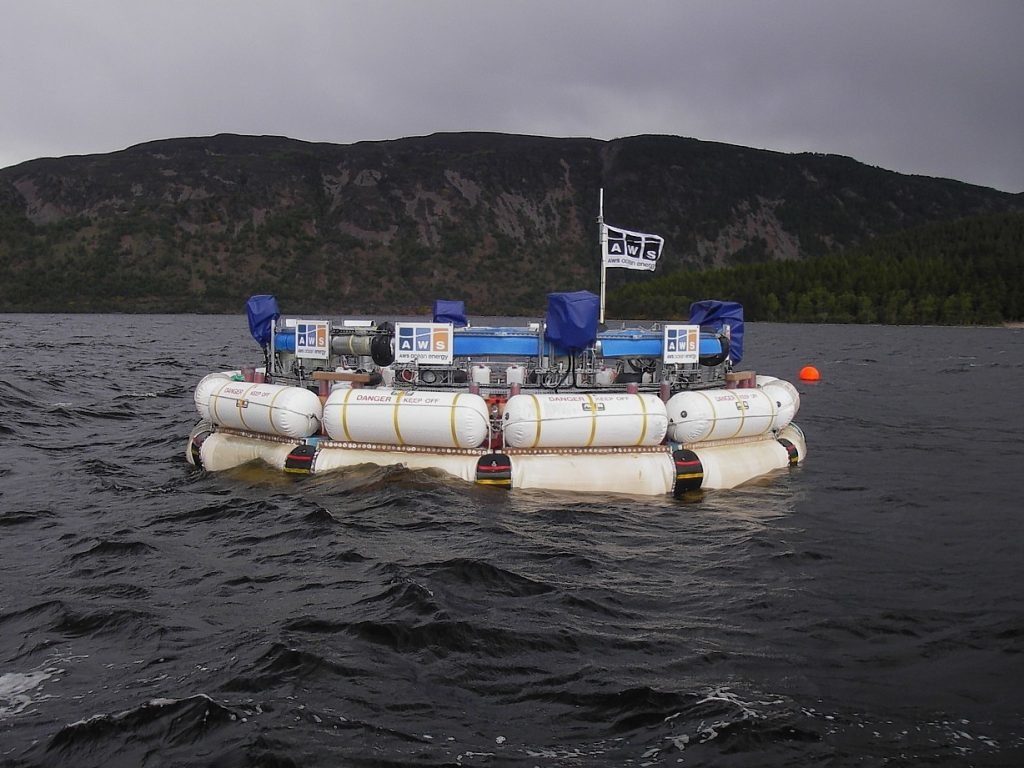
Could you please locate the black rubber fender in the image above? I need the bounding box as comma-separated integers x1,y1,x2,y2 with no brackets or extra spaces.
187,423,213,468
672,448,704,496
284,443,318,475
777,437,800,466
476,453,512,488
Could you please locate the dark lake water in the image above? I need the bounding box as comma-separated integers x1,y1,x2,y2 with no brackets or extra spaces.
1,314,1022,767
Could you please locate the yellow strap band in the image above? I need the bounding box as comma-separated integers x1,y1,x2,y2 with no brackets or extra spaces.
209,379,231,424
695,390,715,440
264,384,286,434
393,391,406,445
235,383,259,431
728,390,745,439
584,393,597,448
635,393,648,446
530,394,542,449
450,393,461,447
340,388,355,442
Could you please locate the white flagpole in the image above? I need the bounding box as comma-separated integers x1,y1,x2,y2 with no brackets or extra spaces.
598,188,607,325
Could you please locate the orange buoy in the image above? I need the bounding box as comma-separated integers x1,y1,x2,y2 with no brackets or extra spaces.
799,365,821,382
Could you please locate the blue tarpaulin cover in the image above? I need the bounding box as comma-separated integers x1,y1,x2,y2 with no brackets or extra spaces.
246,294,279,347
689,300,744,363
432,299,468,327
545,291,599,352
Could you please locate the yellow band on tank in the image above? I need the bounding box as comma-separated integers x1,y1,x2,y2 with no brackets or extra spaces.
450,393,460,447
340,388,355,442
695,390,715,440
393,390,405,445
209,379,230,425
530,394,542,449
635,393,648,446
584,393,597,447
265,384,285,434
728,390,745,439
236,383,259,431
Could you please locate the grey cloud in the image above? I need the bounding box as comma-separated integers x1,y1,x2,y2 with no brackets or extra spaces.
1,0,1021,192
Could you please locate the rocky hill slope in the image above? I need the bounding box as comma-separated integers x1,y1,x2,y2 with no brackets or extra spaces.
0,132,1020,313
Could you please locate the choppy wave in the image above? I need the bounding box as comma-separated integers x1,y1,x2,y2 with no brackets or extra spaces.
1,315,1022,766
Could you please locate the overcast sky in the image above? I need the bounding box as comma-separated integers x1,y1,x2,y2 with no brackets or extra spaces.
2,0,1022,192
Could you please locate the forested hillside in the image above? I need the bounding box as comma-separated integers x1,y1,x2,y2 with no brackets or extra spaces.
0,132,1020,315
608,212,1024,324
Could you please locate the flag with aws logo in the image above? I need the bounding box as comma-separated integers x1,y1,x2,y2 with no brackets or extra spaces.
602,224,664,271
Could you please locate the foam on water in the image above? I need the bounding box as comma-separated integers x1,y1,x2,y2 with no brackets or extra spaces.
0,668,62,719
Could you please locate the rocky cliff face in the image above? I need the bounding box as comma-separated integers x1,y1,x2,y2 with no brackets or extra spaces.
0,132,1019,313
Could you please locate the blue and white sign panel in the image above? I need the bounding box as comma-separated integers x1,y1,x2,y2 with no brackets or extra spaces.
662,324,700,364
395,323,454,364
295,319,330,359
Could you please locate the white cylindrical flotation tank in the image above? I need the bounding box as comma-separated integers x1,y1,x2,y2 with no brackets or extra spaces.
665,382,798,444
502,392,668,449
194,371,240,420
685,422,807,488
509,451,674,494
323,389,489,448
200,380,323,438
757,376,801,426
314,446,481,482
191,430,300,472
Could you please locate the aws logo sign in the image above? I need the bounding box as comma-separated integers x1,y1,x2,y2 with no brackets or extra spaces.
395,322,454,364
398,326,448,352
295,319,330,359
662,324,700,364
